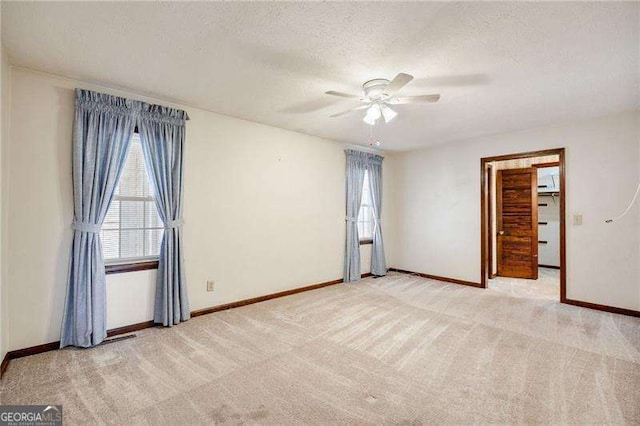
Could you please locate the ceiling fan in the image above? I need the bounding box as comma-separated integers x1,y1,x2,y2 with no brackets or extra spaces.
325,73,440,125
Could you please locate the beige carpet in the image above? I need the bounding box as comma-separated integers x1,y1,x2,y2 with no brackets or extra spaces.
2,272,639,424
490,267,560,300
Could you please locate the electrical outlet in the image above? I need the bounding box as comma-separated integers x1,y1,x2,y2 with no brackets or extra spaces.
573,214,583,226
206,280,215,292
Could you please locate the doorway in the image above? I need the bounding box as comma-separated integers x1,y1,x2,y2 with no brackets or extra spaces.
481,149,566,301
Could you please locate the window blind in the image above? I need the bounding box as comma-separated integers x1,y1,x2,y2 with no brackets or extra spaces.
358,170,375,240
101,134,163,262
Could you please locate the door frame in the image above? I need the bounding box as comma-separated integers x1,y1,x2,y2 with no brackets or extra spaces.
487,164,495,278
480,148,566,302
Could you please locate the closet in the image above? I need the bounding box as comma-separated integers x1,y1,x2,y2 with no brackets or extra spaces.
536,165,560,268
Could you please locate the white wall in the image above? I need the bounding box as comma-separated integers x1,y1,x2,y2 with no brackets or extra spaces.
0,43,10,362
104,230,375,330
6,67,390,350
390,111,640,310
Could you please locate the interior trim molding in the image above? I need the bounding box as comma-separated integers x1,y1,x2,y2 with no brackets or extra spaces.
6,341,61,360
105,260,159,274
480,148,566,301
389,268,640,318
1,273,381,377
532,161,561,168
0,353,9,378
106,320,156,337
388,268,483,288
191,277,347,317
564,298,640,317
539,264,560,270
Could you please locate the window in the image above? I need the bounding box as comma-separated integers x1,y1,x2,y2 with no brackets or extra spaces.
358,170,375,242
101,134,163,264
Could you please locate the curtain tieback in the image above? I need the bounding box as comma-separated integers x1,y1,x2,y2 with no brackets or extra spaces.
72,221,101,233
345,216,357,222
164,219,184,230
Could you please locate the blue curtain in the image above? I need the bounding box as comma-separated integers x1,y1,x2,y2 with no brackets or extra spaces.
344,150,367,282
138,104,190,326
344,150,386,282
60,90,136,348
61,89,190,347
367,160,387,276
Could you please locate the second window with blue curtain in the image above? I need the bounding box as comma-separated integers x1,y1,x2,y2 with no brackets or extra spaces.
358,170,374,242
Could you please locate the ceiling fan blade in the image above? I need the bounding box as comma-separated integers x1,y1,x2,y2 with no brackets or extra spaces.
325,90,362,99
329,104,369,118
389,94,441,104
383,73,414,96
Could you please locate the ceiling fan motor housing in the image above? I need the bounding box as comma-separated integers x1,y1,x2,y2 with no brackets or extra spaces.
363,79,390,100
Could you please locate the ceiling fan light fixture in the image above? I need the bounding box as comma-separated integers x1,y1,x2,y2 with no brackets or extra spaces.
363,113,377,126
367,104,382,120
381,105,397,123
363,104,381,125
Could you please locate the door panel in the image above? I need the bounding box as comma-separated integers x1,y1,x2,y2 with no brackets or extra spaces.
497,168,538,279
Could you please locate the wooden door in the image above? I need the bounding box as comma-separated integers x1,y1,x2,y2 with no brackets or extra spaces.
497,168,538,279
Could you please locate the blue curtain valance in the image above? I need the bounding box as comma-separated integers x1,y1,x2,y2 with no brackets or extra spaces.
75,89,190,126
345,149,384,165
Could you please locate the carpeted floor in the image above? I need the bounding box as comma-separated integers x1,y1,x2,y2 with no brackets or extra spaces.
2,272,639,424
490,267,560,300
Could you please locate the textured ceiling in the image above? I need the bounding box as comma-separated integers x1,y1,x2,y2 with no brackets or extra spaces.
2,2,638,151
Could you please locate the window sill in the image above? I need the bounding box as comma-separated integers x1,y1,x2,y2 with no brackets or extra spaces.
105,260,159,275
359,239,373,245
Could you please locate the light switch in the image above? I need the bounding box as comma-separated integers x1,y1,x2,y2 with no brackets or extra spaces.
573,214,583,226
